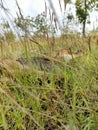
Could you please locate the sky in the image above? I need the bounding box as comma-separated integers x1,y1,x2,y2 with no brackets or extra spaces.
1,0,98,32
5,0,65,17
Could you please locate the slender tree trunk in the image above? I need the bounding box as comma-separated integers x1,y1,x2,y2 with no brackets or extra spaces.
82,20,86,36
82,0,87,36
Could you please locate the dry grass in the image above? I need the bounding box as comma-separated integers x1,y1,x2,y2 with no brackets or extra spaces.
0,35,98,130
0,0,98,129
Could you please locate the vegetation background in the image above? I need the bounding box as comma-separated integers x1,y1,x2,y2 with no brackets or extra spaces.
0,0,98,130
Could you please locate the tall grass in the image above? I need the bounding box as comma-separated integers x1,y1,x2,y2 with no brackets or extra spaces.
0,35,98,130
0,0,98,129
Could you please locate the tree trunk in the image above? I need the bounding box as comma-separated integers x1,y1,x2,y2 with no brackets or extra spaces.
82,0,87,36
82,20,86,36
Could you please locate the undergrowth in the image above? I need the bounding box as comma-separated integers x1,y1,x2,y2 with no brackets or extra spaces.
0,36,98,130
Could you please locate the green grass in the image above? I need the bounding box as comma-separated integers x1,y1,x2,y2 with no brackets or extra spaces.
0,36,98,130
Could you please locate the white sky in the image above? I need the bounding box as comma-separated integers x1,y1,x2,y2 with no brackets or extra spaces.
1,0,98,32
6,0,65,17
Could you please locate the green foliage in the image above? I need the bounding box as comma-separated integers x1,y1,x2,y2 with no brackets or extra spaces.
75,0,98,35
14,12,54,37
75,7,88,23
61,13,76,34
75,0,87,23
33,12,50,36
67,14,74,22
64,0,71,3
75,0,97,23
14,16,34,36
